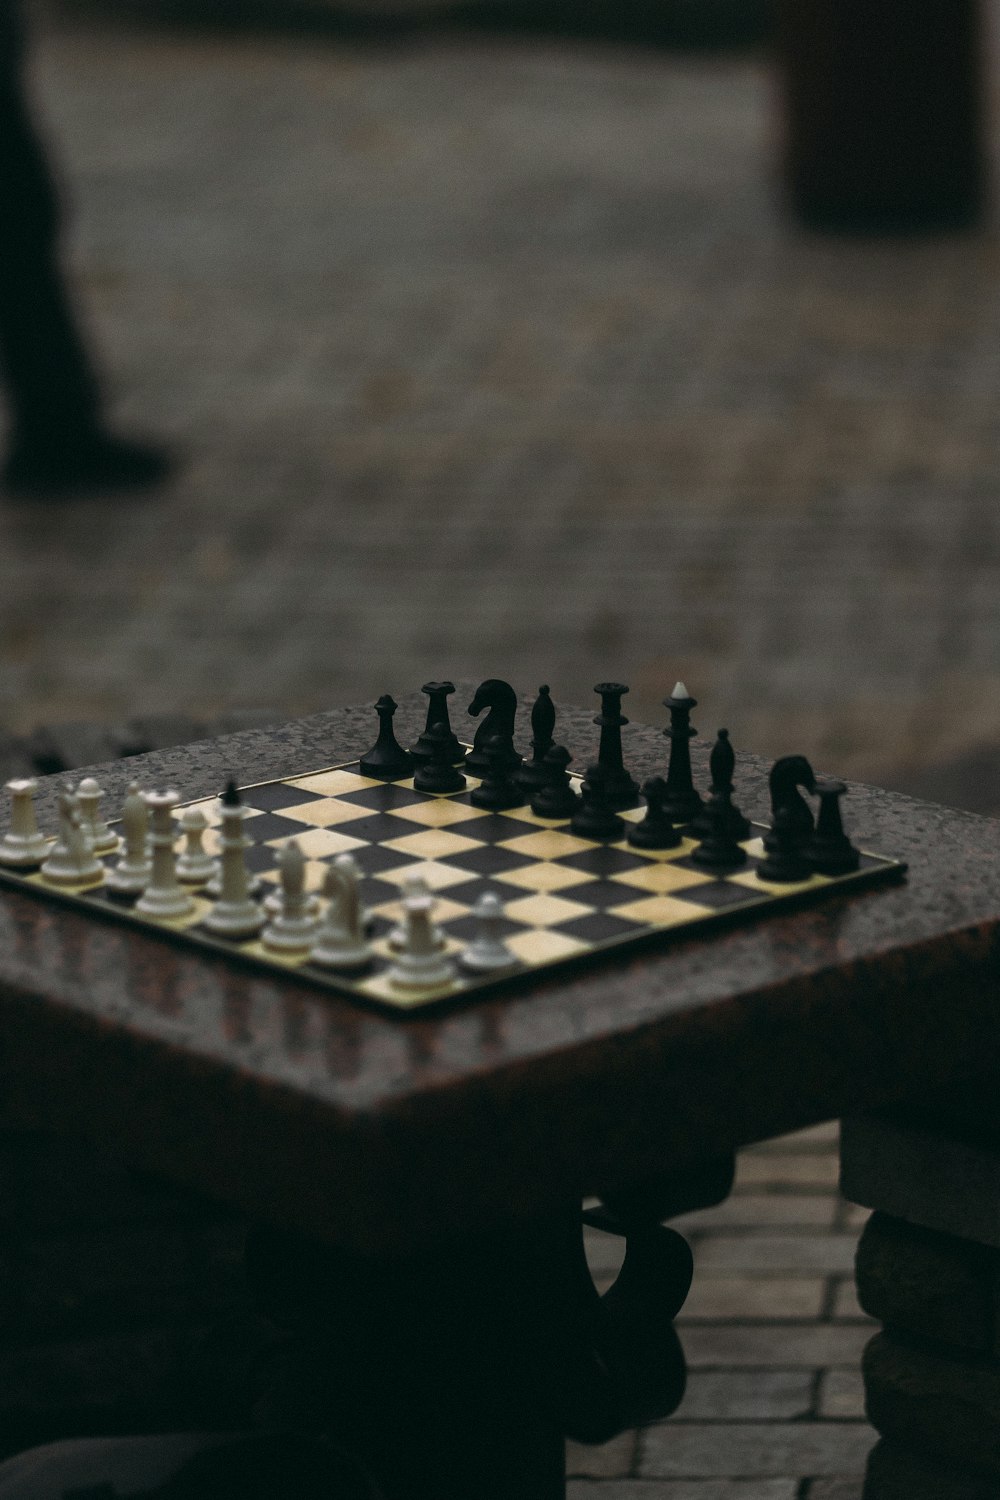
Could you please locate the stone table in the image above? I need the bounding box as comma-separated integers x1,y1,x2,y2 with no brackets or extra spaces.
0,696,997,1498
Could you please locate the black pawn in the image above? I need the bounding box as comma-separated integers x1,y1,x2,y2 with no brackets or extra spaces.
628,776,682,850
359,695,414,780
570,763,626,842
471,735,526,810
222,778,241,807
661,683,704,823
411,681,464,765
593,682,641,810
807,780,860,874
530,745,581,820
517,685,557,793
690,730,751,840
413,722,467,794
757,802,812,882
690,787,747,871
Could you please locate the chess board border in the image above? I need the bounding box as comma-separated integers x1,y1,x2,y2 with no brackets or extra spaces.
0,757,909,1014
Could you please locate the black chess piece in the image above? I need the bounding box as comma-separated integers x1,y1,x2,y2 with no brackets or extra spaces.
570,763,626,841
466,679,522,777
359,695,414,780
661,683,704,823
628,776,682,849
806,780,860,874
221,778,241,807
757,802,813,882
410,682,464,765
470,734,526,810
517,685,557,793
690,730,752,841
764,755,817,853
530,745,581,820
690,783,748,870
413,722,467,794
593,682,641,810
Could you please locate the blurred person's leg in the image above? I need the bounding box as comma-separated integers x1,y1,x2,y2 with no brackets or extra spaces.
0,1,171,494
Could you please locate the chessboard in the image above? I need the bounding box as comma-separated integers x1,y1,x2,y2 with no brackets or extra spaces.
0,755,907,1013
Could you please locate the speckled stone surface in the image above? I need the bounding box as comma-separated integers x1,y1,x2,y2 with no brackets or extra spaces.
1,696,999,1255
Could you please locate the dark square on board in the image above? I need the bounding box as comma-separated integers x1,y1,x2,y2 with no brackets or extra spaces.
338,812,424,844
244,812,315,842
672,879,760,909
556,911,646,944
441,878,533,909
445,814,534,845
555,846,651,877
441,913,531,943
445,845,539,878
240,783,328,813
335,783,426,811
347,845,425,878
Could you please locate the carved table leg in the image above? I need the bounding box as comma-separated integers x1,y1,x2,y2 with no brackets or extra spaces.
841,1096,1000,1499
244,1202,695,1500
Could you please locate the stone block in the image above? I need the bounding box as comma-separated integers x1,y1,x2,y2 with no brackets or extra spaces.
863,1330,1000,1478
841,1114,1000,1249
856,1212,1000,1355
638,1420,874,1478
678,1369,813,1420
682,1323,870,1368
677,1274,825,1321
864,1437,1000,1500
818,1368,867,1419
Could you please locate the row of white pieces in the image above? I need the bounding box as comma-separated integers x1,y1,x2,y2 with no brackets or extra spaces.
0,776,119,868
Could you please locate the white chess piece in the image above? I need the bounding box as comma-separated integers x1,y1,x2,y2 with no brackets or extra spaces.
135,791,195,919
459,890,518,973
388,873,436,951
202,786,264,938
176,806,215,884
387,884,456,991
40,788,103,884
262,840,319,954
106,781,152,895
310,854,372,971
0,779,50,867
76,777,120,855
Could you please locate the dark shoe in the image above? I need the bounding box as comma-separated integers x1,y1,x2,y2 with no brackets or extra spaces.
2,431,173,495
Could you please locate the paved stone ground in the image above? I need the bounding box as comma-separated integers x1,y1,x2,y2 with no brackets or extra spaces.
569,1122,873,1498
4,1,1000,801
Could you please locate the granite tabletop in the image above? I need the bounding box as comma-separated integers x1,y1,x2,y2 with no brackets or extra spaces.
0,691,997,1255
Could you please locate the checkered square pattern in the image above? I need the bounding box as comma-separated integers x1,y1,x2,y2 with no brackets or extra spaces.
0,757,906,1014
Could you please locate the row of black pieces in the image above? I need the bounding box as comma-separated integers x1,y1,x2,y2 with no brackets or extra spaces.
356,683,860,877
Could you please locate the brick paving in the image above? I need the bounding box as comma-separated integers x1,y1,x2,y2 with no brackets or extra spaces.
568,1121,876,1497
3,2,1000,798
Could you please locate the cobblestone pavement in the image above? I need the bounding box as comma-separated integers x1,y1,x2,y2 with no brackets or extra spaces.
0,1121,873,1498
3,4,1000,798
572,1123,872,1498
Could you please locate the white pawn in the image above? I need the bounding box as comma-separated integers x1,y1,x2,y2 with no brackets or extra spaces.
176,806,215,884
262,840,319,954
387,884,456,991
0,779,50,867
76,777,119,856
135,791,195,920
40,788,103,885
106,781,153,895
202,785,263,938
459,890,518,973
310,854,372,971
388,873,437,951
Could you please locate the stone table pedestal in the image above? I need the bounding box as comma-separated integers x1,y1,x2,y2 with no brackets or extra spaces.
841,1082,1000,1498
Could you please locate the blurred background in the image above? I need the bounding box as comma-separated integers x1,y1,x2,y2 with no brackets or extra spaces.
3,0,1000,805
